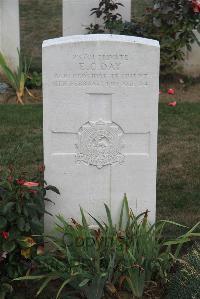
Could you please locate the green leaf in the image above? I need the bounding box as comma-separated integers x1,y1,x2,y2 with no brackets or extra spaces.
2,240,16,253
0,51,7,66
104,204,113,228
158,220,188,229
185,221,200,235
25,223,31,232
30,218,43,234
0,216,7,229
78,278,90,288
45,185,60,195
36,275,59,296
17,217,26,231
164,238,191,246
80,207,88,228
56,278,72,299
14,275,47,281
2,202,15,215
88,213,105,231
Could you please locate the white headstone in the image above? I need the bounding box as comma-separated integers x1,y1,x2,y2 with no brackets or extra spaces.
0,0,20,71
182,30,200,77
63,0,131,36
43,34,160,230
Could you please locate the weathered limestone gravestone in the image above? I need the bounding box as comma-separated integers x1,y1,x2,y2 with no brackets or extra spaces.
43,34,160,230
63,0,131,36
0,0,20,70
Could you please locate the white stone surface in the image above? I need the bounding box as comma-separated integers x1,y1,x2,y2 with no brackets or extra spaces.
63,0,131,36
43,34,160,230
182,30,200,77
0,0,20,71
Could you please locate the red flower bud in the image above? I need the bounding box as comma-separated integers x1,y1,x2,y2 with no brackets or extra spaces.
2,232,9,240
168,88,175,95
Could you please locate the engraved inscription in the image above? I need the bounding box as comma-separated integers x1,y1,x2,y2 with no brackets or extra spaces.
76,120,124,169
52,52,152,88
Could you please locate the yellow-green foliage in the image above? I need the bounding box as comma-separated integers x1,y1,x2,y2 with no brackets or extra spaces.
0,50,29,104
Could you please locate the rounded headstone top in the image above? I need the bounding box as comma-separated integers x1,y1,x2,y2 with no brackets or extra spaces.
43,34,160,49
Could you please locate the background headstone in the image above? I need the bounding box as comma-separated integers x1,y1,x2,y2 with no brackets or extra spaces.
0,0,20,70
43,34,160,230
63,0,132,36
182,30,200,78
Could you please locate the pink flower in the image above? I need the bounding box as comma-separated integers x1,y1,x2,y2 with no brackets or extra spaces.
168,101,177,107
2,232,9,240
168,88,175,95
23,182,39,187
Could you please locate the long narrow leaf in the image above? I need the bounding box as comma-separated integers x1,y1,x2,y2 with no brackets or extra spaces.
104,204,113,228
36,275,59,296
14,275,47,281
56,278,72,299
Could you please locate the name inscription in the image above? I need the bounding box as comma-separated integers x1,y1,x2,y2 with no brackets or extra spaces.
52,52,152,88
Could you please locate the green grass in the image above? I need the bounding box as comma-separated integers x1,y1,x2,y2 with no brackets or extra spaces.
0,104,43,176
0,103,199,228
157,103,200,227
20,0,62,71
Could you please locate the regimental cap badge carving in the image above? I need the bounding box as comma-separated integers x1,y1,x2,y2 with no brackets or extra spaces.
76,120,124,169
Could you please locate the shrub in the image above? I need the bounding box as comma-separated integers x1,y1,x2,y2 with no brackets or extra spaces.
0,167,59,291
87,0,200,76
167,243,200,299
16,195,200,299
144,0,200,76
87,0,124,33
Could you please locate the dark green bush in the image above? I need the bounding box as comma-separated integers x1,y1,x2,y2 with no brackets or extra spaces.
167,243,200,299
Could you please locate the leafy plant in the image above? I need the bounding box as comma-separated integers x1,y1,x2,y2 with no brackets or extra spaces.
167,243,200,299
16,209,118,299
0,50,30,104
87,0,124,33
143,0,200,75
0,167,60,293
16,195,200,299
87,0,200,76
26,71,42,89
117,202,200,298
